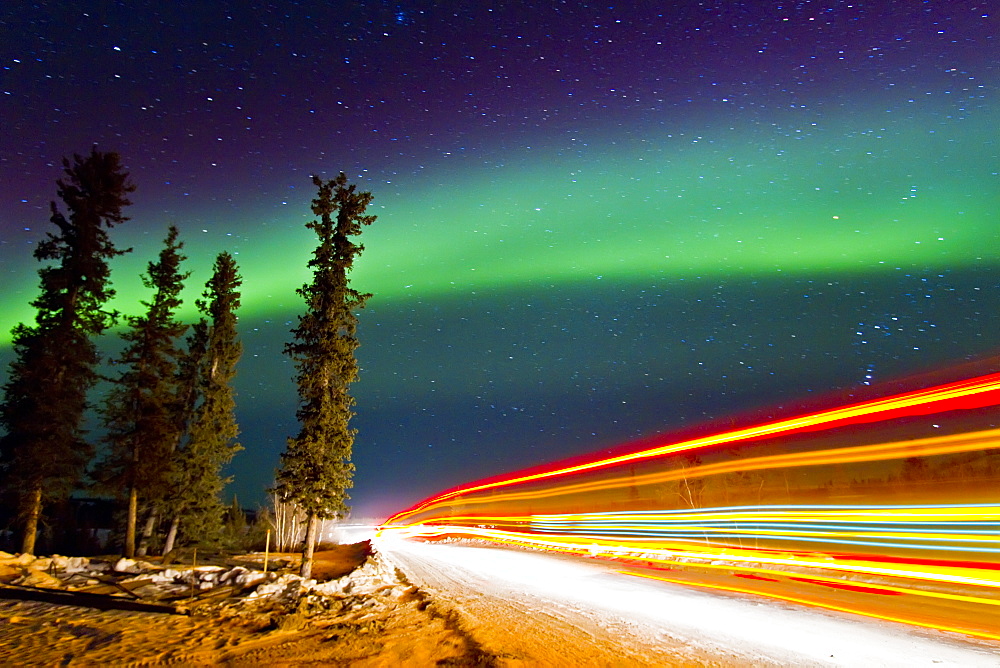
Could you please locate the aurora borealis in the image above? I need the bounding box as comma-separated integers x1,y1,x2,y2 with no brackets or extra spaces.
1,2,996,518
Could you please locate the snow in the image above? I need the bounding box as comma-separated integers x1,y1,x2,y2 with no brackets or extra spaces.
2,541,998,665
0,546,487,664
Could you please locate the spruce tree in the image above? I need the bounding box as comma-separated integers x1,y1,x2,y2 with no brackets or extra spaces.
163,252,243,552
0,148,133,554
275,173,374,578
96,226,188,558
160,318,207,554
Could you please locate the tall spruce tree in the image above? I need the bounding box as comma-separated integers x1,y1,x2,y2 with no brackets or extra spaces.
275,173,374,578
160,318,207,554
96,226,188,558
0,148,133,554
162,252,243,552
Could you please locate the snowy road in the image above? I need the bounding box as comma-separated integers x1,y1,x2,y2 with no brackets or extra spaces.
376,537,1000,667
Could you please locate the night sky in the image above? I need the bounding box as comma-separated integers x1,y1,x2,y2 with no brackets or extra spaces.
1,1,997,519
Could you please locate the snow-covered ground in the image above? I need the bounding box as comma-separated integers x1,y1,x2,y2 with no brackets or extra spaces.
0,546,488,665
3,539,998,665
377,536,1000,667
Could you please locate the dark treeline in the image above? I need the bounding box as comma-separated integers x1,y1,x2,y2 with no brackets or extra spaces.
0,149,374,566
0,149,243,557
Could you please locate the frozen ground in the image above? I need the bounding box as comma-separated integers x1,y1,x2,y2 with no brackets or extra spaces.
0,545,488,666
2,538,998,666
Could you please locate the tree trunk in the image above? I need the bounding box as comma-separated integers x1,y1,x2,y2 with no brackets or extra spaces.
136,509,158,557
124,487,137,558
162,516,180,556
300,514,318,579
20,484,43,555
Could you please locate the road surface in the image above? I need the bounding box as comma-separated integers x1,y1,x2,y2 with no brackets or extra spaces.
376,536,1000,667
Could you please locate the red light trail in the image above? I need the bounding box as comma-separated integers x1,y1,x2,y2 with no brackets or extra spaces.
380,371,1000,641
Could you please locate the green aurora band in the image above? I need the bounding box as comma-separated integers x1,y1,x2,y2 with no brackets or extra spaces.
1,107,996,344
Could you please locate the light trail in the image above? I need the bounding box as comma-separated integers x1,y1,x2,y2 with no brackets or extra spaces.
379,537,1000,666
389,427,1000,511
381,370,1000,641
621,570,1000,643
382,521,1000,640
387,372,1000,524
382,523,1000,591
526,504,1000,553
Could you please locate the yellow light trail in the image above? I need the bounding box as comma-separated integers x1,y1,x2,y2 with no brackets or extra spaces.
387,372,1000,525
620,570,1000,643
379,523,1000,591
381,371,1000,642
392,427,1000,513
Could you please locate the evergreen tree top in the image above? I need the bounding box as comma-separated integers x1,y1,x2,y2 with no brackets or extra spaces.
31,148,135,337
275,173,374,522
50,148,135,230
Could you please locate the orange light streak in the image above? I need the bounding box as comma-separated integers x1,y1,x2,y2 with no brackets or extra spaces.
387,372,1000,525
620,570,1000,643
378,524,1000,591
393,427,1000,512
381,371,1000,642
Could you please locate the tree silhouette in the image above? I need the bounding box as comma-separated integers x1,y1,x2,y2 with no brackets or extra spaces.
162,252,243,553
0,148,133,554
275,173,374,578
96,226,188,558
